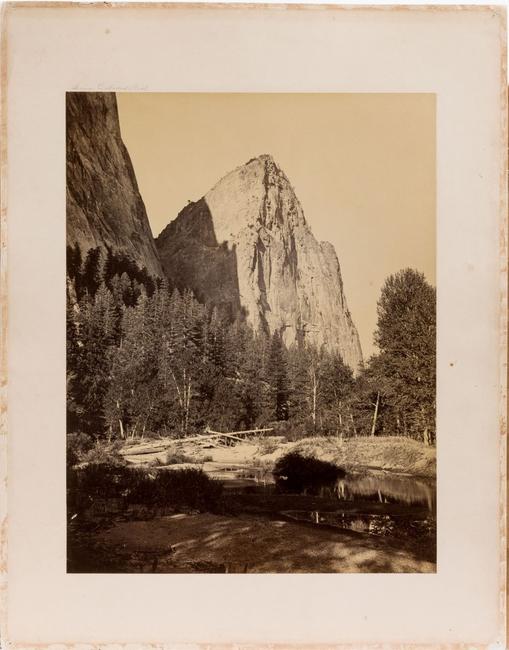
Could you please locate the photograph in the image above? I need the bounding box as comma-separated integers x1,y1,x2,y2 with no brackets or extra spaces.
66,91,436,574
4,1,506,644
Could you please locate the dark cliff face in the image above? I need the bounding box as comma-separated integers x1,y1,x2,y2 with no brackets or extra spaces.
66,92,163,277
156,198,241,318
156,155,364,372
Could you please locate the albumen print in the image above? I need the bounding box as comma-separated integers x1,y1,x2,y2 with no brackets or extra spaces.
66,92,436,574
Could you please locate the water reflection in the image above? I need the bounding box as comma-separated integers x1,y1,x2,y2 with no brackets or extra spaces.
283,510,435,539
275,471,435,511
332,474,435,511
210,456,436,514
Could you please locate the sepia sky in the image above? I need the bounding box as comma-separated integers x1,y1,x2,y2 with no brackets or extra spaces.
117,93,435,360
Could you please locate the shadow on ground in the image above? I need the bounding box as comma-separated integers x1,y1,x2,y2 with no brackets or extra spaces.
68,511,436,574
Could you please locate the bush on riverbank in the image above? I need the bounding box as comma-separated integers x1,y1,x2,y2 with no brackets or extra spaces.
67,432,95,465
67,433,126,467
164,449,196,465
67,463,223,516
273,452,346,493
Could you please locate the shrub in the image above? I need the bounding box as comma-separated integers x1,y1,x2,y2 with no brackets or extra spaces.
67,432,95,466
139,430,162,440
268,420,315,442
256,437,280,456
285,421,318,442
67,463,223,516
268,421,292,436
165,449,196,465
80,440,126,466
128,467,222,510
273,452,346,493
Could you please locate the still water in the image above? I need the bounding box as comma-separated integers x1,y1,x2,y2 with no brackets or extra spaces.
217,464,434,508
213,462,436,540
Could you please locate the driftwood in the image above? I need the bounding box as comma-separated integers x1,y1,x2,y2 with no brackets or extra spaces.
119,427,274,456
205,427,274,437
119,443,171,456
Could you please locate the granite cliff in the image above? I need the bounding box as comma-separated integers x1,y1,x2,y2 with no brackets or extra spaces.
66,92,163,277
65,93,362,371
156,155,363,371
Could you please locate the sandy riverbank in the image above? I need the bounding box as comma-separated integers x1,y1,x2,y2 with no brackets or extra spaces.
122,435,436,479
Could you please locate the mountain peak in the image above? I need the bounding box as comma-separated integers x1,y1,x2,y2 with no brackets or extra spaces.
201,153,302,243
247,153,287,179
247,153,276,165
156,157,363,372
218,153,285,185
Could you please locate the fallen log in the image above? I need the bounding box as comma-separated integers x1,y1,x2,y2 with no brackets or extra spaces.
213,432,248,443
120,427,275,456
120,433,229,455
205,427,274,436
120,433,222,455
119,443,171,456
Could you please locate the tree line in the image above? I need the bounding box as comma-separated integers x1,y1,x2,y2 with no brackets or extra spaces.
67,245,435,444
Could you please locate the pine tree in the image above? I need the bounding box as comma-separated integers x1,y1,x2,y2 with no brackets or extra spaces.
67,244,83,298
81,247,104,297
287,343,312,429
104,291,160,438
267,330,290,421
66,283,81,432
73,283,117,434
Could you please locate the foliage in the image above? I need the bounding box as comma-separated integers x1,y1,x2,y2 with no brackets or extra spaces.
80,440,126,466
164,449,196,465
66,432,95,466
267,331,290,421
288,345,354,435
67,247,435,447
273,452,346,493
256,437,282,456
367,269,436,443
67,463,223,515
67,433,126,466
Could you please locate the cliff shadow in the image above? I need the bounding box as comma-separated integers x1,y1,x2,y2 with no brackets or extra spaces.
156,198,243,322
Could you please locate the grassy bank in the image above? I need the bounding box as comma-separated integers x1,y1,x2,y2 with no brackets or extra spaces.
76,433,436,480
256,436,436,479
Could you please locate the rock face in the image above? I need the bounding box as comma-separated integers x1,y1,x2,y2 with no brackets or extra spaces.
156,155,363,372
66,92,163,277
